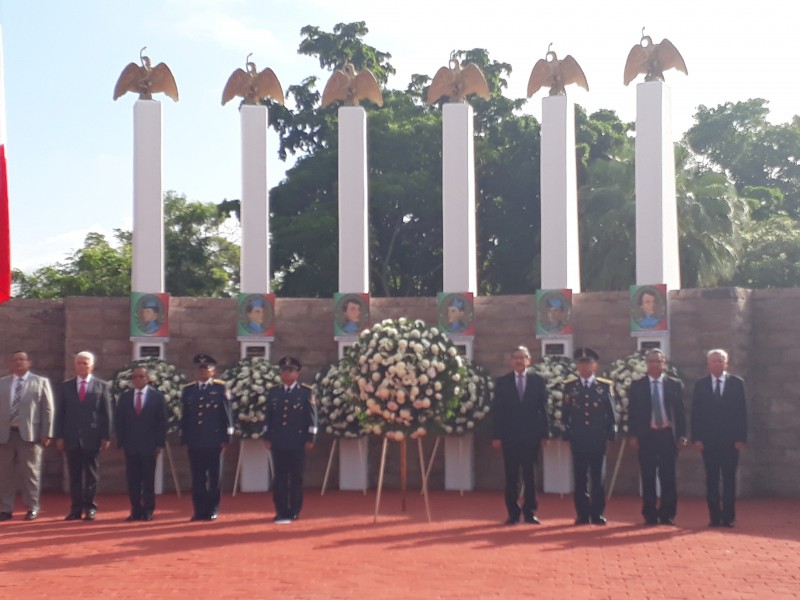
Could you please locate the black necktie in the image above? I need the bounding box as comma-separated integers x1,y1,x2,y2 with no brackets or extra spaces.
714,378,721,398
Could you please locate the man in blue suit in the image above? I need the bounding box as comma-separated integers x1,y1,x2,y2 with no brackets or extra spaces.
115,366,167,521
55,351,113,521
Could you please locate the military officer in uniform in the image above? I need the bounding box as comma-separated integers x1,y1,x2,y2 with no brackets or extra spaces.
180,354,233,522
263,356,317,524
562,347,616,525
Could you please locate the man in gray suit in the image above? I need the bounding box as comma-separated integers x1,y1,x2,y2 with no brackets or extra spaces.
55,351,112,521
0,351,54,521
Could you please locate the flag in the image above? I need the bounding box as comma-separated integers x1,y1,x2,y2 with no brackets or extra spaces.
0,25,10,303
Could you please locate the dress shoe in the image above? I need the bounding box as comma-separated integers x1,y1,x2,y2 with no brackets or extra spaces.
141,513,153,521
574,517,590,525
644,517,658,526
25,510,39,521
208,511,219,521
84,510,97,521
721,520,734,528
65,512,82,521
523,514,541,525
273,515,292,524
190,514,204,522
708,520,721,528
659,517,675,526
503,515,519,525
0,512,12,521
591,515,607,526
125,514,140,522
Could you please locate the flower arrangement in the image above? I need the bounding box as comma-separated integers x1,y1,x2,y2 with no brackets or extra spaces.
313,361,363,438
433,359,493,435
531,355,576,439
317,318,492,441
221,357,282,439
111,358,185,434
604,351,681,434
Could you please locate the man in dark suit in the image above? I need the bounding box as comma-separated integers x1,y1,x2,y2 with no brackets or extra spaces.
491,346,549,525
0,351,54,521
114,365,167,521
55,351,113,521
691,349,747,528
180,354,233,522
628,349,687,525
264,356,317,524
562,347,616,525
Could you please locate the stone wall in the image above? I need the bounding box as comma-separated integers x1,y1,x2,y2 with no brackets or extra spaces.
0,288,797,498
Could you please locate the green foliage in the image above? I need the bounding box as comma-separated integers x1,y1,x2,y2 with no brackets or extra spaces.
13,192,239,298
725,215,800,288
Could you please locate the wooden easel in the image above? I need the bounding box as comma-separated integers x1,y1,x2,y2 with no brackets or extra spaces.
373,436,432,523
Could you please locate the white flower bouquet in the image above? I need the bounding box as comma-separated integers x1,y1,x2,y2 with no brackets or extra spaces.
603,351,681,434
111,358,185,434
221,357,282,439
433,359,493,435
313,361,363,438
531,355,576,439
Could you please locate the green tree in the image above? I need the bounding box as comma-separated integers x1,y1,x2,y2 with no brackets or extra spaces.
725,215,800,288
13,192,239,298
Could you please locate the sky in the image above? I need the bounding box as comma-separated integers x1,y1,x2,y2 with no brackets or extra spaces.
1,0,797,273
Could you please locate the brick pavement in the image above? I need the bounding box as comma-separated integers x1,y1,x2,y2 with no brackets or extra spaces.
0,492,798,599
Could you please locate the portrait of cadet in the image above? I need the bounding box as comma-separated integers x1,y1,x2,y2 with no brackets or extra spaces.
339,297,363,335
114,366,167,522
691,349,748,528
180,354,233,522
0,351,55,521
244,296,267,334
55,351,113,522
445,296,469,334
637,289,662,329
137,295,163,335
536,291,572,335
562,347,616,525
628,349,687,526
491,346,550,525
263,356,317,524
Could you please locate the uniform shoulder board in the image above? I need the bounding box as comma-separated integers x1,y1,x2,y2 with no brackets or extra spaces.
213,379,226,385
301,383,313,390
563,375,578,384
182,382,195,389
596,377,613,385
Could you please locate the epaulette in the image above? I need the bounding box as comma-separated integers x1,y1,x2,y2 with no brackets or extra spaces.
182,382,194,389
563,375,578,384
596,377,612,385
213,379,225,385
301,383,313,390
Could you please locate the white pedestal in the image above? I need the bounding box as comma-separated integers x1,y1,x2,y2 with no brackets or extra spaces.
132,99,164,292
339,437,368,491
240,439,271,492
542,439,574,494
444,433,475,491
154,451,164,494
338,106,369,294
540,95,581,291
442,103,477,294
635,81,680,289
240,105,270,293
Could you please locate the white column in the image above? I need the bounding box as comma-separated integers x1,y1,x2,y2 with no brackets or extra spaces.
540,96,580,292
132,100,164,292
442,103,477,294
635,81,680,289
240,105,270,293
338,106,369,294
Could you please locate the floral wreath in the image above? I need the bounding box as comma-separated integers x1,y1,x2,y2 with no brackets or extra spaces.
221,357,282,439
313,361,363,438
111,358,185,434
530,355,576,439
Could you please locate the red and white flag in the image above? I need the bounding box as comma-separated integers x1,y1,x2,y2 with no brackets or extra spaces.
0,25,10,303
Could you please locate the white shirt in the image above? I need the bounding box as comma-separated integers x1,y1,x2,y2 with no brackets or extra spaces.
712,372,727,395
133,386,149,409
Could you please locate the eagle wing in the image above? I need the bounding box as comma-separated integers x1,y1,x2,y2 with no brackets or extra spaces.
252,67,285,105
221,68,249,105
623,44,648,86
148,62,179,101
353,69,383,107
113,62,142,100
560,55,589,91
527,58,552,97
321,69,350,108
459,63,490,100
426,66,455,105
656,39,688,76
